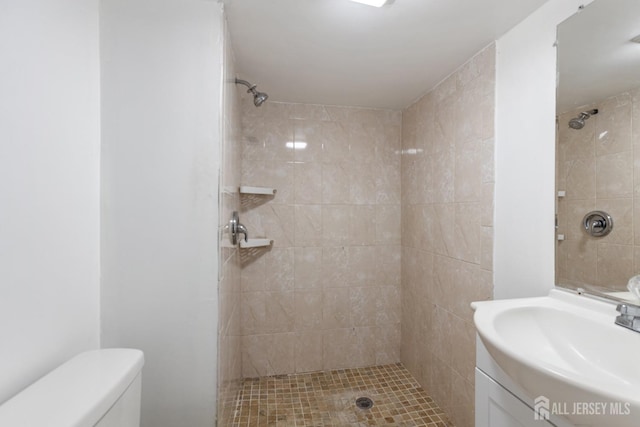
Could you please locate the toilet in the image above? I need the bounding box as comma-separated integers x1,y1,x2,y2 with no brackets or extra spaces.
0,349,144,427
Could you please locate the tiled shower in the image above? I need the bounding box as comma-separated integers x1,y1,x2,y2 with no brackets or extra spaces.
218,42,496,427
239,101,402,377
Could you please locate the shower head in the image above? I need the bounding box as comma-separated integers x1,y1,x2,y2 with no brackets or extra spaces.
252,90,268,107
568,109,598,130
235,78,269,107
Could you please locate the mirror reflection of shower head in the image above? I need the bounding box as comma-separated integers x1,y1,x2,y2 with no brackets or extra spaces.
568,109,598,130
235,78,268,107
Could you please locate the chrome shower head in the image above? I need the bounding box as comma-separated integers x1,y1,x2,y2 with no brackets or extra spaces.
235,78,269,107
568,109,598,130
252,90,268,107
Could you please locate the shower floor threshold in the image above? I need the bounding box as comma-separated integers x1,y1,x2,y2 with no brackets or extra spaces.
229,363,453,426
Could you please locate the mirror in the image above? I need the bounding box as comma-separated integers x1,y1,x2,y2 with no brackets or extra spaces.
556,0,640,302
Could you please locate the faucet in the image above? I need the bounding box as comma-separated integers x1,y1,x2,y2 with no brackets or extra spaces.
615,304,640,333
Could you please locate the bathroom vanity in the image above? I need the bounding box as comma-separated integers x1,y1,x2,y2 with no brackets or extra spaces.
475,335,571,427
473,289,639,427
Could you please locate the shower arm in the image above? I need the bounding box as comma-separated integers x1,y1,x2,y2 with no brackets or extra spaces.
235,79,257,93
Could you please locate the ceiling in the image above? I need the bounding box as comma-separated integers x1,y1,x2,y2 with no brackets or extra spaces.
223,0,549,110
557,0,640,113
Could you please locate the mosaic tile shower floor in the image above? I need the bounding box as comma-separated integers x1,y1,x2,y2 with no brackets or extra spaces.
230,363,454,426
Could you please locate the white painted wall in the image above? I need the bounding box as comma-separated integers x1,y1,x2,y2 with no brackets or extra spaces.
494,0,594,299
0,0,101,404
100,1,222,426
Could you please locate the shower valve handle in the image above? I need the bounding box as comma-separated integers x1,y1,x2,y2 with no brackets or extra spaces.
228,211,249,244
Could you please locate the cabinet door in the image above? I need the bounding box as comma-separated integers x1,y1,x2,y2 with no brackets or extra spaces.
476,368,556,427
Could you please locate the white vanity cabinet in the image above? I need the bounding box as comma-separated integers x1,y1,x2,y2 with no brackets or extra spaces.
475,337,573,427
476,368,554,427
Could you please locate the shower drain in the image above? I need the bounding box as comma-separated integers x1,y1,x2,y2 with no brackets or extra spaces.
355,397,374,410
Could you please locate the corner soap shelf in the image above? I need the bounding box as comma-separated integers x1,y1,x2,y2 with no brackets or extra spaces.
237,185,276,249
239,186,276,196
240,238,273,249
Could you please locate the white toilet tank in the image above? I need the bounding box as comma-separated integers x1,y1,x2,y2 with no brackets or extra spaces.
0,349,144,427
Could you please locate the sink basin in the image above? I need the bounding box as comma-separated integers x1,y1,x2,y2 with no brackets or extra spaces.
473,289,640,427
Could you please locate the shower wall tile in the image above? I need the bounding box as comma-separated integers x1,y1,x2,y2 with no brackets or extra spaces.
557,89,640,292
218,28,243,426
294,331,323,373
242,333,295,377
294,162,323,204
375,324,401,365
293,289,323,331
401,43,496,427
322,326,376,370
241,290,295,335
293,247,323,289
240,100,402,377
375,205,401,245
595,93,632,157
563,158,597,201
596,243,634,288
596,151,633,199
293,204,323,247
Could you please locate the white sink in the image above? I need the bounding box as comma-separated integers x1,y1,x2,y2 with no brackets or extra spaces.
473,289,640,427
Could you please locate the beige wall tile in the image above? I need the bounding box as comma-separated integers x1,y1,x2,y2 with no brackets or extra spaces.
290,103,331,121
376,245,401,287
481,182,494,227
322,246,350,288
294,289,323,331
400,44,495,425
450,371,475,427
455,141,483,202
294,161,323,204
322,327,376,370
321,205,350,246
322,287,351,329
264,248,294,291
321,121,350,164
375,324,400,365
241,291,295,335
294,247,323,289
349,286,378,327
563,158,596,200
563,239,597,284
321,162,351,204
295,331,323,373
481,226,493,271
350,205,376,245
430,355,452,414
375,205,401,245
450,315,476,384
349,246,377,287
292,120,323,162
432,203,456,256
351,163,378,205
596,243,634,289
242,333,295,377
595,93,632,157
294,204,322,247
596,151,633,198
453,202,482,264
